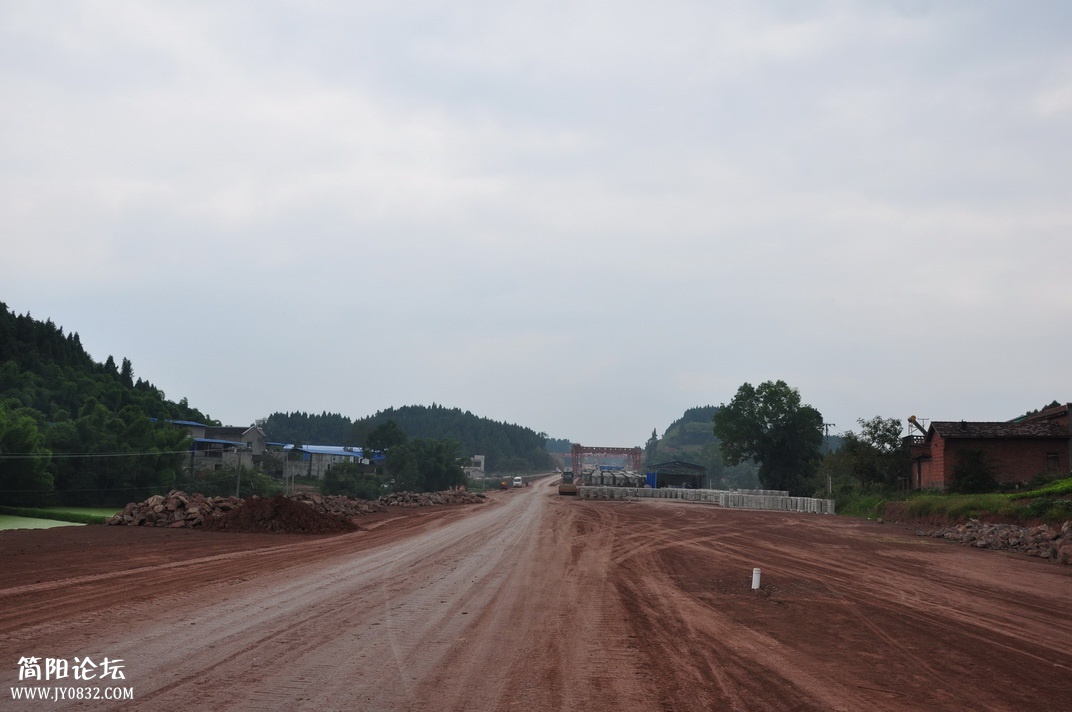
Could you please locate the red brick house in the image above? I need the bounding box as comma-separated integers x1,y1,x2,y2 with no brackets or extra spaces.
908,403,1070,490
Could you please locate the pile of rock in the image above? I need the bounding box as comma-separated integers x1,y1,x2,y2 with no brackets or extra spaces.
919,519,1072,564
290,492,388,517
107,491,238,528
379,490,487,508
107,488,488,531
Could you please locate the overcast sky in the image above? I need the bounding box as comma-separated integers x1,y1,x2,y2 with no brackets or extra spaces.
2,1,1070,446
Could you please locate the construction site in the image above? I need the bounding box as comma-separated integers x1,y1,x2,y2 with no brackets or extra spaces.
561,442,835,513
2,475,1071,711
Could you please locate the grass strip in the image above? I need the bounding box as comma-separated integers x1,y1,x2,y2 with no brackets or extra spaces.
839,477,1072,525
0,506,108,525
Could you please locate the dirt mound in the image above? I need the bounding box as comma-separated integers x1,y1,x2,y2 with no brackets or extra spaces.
108,488,488,534
380,490,487,507
290,492,387,517
203,495,359,534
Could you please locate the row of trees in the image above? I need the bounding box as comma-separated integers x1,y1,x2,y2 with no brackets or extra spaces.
258,411,355,446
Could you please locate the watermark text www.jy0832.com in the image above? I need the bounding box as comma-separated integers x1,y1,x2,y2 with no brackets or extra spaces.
11,686,134,702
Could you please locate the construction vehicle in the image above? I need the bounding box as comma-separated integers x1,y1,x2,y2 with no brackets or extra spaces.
558,470,578,496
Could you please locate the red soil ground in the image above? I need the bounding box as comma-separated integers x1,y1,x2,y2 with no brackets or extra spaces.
2,483,1071,711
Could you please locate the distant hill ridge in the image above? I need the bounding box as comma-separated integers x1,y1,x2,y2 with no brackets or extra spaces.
262,404,556,474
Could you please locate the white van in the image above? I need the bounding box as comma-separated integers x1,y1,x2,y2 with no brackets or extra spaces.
512,476,524,488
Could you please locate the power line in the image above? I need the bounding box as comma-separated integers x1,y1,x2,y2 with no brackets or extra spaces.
0,473,242,494
0,449,221,460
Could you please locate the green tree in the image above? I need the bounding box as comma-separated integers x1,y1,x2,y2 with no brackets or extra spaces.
644,428,659,464
712,380,823,496
817,416,909,495
0,404,54,506
322,462,383,500
385,441,421,492
412,438,467,491
364,420,408,456
120,357,134,387
380,437,467,493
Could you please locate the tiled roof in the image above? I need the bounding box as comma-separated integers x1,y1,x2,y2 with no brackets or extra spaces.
931,421,1067,439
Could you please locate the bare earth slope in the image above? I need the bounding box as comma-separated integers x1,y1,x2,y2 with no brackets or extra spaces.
2,483,1071,711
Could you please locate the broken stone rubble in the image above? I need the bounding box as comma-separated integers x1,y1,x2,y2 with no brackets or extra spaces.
107,488,487,530
918,519,1072,565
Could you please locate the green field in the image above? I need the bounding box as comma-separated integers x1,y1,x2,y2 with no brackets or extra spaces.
0,506,120,528
43,506,122,518
0,514,86,531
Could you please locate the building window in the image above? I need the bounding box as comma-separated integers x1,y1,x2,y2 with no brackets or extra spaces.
1046,453,1059,472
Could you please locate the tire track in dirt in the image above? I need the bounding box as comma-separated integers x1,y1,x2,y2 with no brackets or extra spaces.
126,496,539,711
0,506,479,633
6,493,1071,711
1,490,659,711
581,499,1072,712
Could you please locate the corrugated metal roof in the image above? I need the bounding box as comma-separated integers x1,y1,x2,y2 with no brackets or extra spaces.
648,460,707,472
193,438,248,447
268,443,385,461
151,418,207,427
282,444,366,456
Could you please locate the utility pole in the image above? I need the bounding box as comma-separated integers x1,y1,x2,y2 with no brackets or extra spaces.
822,423,836,496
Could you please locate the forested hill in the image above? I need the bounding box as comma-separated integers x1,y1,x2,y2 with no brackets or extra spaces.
646,405,761,490
0,302,215,506
0,303,214,423
352,405,554,474
259,411,356,446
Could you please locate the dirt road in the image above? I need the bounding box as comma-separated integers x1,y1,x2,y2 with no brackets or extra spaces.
3,483,1072,711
